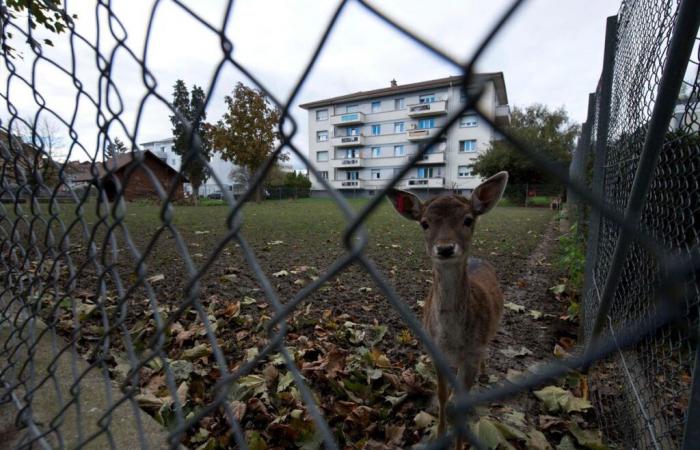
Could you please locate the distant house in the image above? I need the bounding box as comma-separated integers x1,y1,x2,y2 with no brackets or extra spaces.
140,137,243,196
70,150,186,202
0,129,63,201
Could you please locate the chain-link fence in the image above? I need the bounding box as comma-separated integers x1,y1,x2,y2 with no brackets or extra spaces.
0,0,698,449
568,2,700,448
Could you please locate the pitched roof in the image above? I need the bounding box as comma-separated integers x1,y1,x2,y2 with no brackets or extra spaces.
70,150,186,182
298,73,508,109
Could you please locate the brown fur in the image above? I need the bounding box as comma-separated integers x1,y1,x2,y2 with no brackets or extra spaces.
387,172,508,449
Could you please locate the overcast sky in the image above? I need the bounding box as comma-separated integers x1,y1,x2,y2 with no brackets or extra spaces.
1,0,620,168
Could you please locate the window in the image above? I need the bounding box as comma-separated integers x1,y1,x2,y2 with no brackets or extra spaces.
316,151,329,162
394,122,404,133
319,171,329,180
394,145,405,156
394,98,405,110
317,130,328,142
346,104,359,113
371,101,381,113
460,139,477,152
419,94,436,104
160,146,166,152
316,109,328,121
458,165,473,177
344,148,360,158
460,88,467,102
371,124,381,135
417,167,434,178
371,169,381,179
372,147,381,158
418,118,435,129
460,115,478,128
346,171,359,180
346,127,360,136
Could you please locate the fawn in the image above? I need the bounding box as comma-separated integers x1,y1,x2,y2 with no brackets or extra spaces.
387,172,508,447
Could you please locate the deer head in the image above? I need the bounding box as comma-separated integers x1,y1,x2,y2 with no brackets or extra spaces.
387,172,508,264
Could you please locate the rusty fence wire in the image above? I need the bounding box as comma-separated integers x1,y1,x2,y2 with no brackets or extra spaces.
0,0,698,449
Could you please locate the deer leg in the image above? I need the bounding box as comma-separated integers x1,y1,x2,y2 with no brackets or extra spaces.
455,358,481,450
437,371,448,437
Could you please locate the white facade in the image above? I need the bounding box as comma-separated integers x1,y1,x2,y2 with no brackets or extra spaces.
140,138,241,196
300,74,511,196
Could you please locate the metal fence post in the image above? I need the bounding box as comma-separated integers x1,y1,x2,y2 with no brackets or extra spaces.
581,15,617,344
568,92,596,233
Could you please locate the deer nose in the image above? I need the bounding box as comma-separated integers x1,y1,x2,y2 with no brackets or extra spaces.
436,244,456,258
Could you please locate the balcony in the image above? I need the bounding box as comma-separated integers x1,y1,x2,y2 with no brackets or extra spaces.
414,152,445,164
332,179,365,189
407,100,448,117
406,128,440,141
495,105,511,126
330,111,366,125
331,157,363,168
403,177,445,188
331,134,365,147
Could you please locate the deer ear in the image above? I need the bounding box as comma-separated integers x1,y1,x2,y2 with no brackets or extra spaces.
386,188,422,221
472,171,508,215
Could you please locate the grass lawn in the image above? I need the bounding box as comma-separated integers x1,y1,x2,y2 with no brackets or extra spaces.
9,197,555,448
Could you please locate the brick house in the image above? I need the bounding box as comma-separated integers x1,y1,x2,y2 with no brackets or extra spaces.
71,150,186,202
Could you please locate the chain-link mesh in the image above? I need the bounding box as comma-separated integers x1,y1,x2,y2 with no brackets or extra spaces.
0,0,698,449
576,1,700,448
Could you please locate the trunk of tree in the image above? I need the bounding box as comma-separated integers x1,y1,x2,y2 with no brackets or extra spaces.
254,183,263,204
191,180,200,206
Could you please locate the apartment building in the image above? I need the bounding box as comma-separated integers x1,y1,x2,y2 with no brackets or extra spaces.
299,74,510,196
140,137,243,196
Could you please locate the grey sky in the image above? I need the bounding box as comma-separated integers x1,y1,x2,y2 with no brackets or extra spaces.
2,0,619,169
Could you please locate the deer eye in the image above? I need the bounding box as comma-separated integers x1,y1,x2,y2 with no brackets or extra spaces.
463,217,473,227
420,220,429,230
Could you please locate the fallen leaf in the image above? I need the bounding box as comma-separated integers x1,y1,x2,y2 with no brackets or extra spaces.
556,435,577,450
385,424,405,447
533,386,592,413
553,344,570,358
229,400,247,421
181,344,212,361
567,422,609,450
505,302,526,313
272,270,289,278
169,360,193,382
267,240,284,245
222,301,241,318
147,274,165,283
527,429,553,450
529,310,543,320
277,371,295,393
538,415,566,431
550,284,566,295
500,346,533,358
176,381,188,404
414,411,436,429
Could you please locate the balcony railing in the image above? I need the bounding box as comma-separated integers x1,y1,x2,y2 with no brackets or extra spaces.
331,134,365,147
403,177,445,188
330,111,366,125
330,157,363,168
331,179,364,189
495,104,511,125
406,128,439,141
407,100,448,117
414,152,445,164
